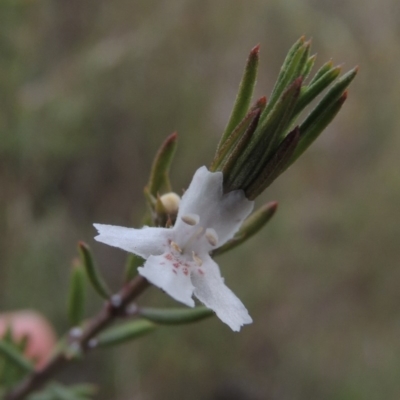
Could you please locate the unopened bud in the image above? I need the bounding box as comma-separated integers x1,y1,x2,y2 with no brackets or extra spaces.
159,192,180,214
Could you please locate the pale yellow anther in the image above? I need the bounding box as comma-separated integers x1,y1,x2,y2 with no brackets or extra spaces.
159,192,181,214
171,241,182,254
192,251,203,266
181,213,199,226
195,227,205,238
205,228,218,247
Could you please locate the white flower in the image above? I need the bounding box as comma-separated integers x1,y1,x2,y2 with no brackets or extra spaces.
94,166,254,331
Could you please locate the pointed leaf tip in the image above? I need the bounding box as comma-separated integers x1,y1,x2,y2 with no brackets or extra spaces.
218,45,260,149
250,44,260,55
264,200,278,212
293,76,303,87
165,131,178,143
255,96,267,107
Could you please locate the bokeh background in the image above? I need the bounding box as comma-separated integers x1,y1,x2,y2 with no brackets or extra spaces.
1,0,400,399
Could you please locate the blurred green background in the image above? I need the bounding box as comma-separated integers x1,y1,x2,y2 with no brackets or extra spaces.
1,0,400,399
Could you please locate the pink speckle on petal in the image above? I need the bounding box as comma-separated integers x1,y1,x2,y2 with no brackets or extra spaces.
172,269,177,274
173,262,180,269
183,267,189,276
198,269,204,275
165,254,173,261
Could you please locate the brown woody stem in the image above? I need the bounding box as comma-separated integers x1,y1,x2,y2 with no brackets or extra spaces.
5,276,150,400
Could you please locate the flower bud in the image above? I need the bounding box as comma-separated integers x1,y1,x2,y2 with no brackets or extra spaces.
0,311,56,367
159,192,180,215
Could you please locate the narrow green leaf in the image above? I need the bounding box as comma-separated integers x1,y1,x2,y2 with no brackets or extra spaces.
293,66,341,116
79,242,110,300
220,109,260,182
2,325,13,342
0,329,24,386
256,76,302,150
146,132,178,197
290,92,348,164
16,334,29,353
218,44,260,149
211,109,260,172
96,320,156,348
139,307,214,325
70,383,97,398
301,67,358,136
250,96,267,113
245,127,300,199
296,40,311,78
143,188,156,209
262,37,308,119
286,68,357,165
31,382,96,400
67,262,86,327
50,384,82,400
0,340,34,373
308,59,334,85
154,194,168,215
226,77,302,191
27,390,54,400
212,201,278,256
301,54,316,81
265,37,304,106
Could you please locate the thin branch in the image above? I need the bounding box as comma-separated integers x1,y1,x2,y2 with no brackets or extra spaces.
5,276,150,400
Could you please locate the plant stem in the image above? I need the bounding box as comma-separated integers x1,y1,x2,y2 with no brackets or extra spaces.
5,276,150,400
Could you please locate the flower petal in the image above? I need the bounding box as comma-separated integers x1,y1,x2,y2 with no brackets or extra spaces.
175,166,254,247
191,255,252,331
176,166,222,219
93,224,170,259
138,254,195,307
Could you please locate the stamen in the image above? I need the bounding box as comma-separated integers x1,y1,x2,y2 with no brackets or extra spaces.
205,228,218,246
192,251,203,266
171,241,183,253
195,227,205,238
180,227,204,252
181,213,199,226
